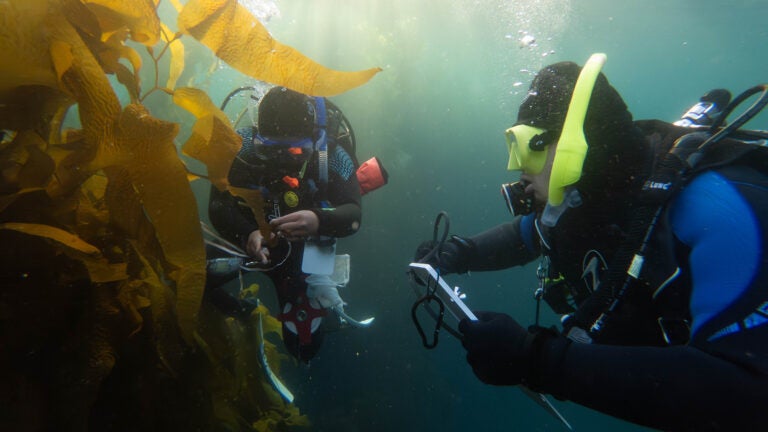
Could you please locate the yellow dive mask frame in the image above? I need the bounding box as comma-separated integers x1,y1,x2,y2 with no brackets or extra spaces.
504,124,550,174
503,53,607,206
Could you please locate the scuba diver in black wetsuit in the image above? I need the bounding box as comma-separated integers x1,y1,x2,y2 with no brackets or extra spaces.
208,86,383,362
413,53,768,430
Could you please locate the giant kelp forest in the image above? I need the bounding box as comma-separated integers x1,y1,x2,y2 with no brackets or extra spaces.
0,0,380,430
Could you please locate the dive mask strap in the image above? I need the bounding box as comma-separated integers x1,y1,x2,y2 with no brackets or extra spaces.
253,133,315,148
548,53,607,206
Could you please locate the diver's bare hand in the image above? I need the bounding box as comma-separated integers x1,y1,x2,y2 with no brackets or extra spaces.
245,230,270,264
270,210,319,241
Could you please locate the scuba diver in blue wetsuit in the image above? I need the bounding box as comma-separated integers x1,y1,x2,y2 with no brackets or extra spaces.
207,86,384,362
414,53,768,430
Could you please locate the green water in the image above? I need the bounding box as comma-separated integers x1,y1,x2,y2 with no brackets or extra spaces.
199,1,768,430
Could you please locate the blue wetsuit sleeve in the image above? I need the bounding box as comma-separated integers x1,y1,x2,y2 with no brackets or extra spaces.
519,213,537,254
669,170,761,336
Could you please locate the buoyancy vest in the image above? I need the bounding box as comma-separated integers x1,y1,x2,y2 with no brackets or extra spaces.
541,119,768,346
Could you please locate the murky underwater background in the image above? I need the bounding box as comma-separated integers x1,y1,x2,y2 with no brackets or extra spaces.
184,0,768,431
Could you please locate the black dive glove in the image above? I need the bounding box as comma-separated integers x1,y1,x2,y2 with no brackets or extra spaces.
458,311,564,389
413,235,474,274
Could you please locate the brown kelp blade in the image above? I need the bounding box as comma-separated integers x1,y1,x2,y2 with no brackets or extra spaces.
178,0,381,96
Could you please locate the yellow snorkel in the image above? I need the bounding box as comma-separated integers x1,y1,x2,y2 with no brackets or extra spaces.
548,53,607,206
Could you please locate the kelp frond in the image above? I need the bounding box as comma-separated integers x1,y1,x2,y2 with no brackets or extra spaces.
1,0,379,429
178,0,382,96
